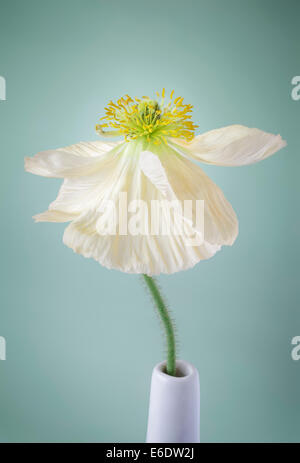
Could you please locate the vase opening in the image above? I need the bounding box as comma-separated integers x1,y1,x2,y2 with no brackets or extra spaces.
159,360,194,378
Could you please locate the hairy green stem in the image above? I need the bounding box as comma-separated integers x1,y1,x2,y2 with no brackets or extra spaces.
143,275,176,376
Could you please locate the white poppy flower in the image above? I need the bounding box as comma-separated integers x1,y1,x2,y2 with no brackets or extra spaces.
25,90,286,275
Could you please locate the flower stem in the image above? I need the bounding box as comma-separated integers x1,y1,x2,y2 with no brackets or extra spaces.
143,274,176,376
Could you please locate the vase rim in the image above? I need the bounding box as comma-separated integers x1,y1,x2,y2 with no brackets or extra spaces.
154,359,197,381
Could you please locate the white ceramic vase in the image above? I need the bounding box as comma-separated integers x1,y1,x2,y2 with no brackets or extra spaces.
146,359,200,443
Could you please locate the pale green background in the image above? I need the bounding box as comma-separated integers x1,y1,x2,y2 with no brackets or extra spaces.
0,0,299,443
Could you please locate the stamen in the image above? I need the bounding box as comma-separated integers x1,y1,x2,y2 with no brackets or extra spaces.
96,89,198,144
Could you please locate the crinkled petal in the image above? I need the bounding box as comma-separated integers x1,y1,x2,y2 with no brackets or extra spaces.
171,125,286,166
34,210,76,223
143,145,238,246
139,150,177,201
63,143,237,275
63,206,221,276
25,140,121,178
26,141,125,222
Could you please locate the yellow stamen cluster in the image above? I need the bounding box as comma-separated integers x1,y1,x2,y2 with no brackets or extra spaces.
95,89,198,144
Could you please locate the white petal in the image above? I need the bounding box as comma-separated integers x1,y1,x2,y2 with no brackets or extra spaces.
25,140,122,178
47,148,125,214
139,150,177,201
171,125,286,166
34,210,76,222
63,143,237,275
63,210,221,276
142,146,238,246
27,141,125,222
